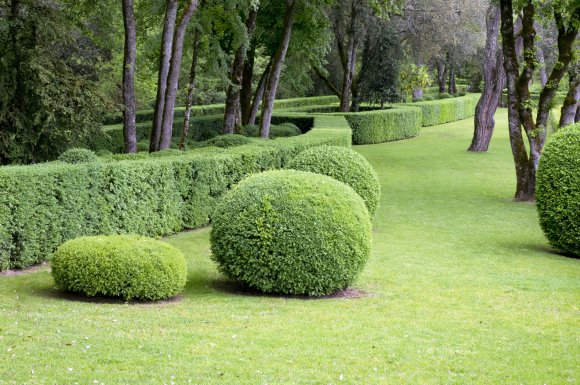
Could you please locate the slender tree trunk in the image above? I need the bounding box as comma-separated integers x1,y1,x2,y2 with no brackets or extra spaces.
469,2,505,152
437,60,446,93
351,73,361,112
559,63,580,128
576,105,580,123
223,8,258,134
248,59,272,126
158,0,199,150
339,2,358,113
150,0,178,152
440,62,448,93
240,44,256,126
122,0,137,153
259,0,298,139
179,29,201,150
537,47,548,88
448,64,457,94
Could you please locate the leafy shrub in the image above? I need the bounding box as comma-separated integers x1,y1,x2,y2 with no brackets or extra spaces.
287,146,380,216
51,235,187,300
149,149,185,158
210,170,371,296
58,148,99,164
536,124,580,256
438,93,453,99
270,124,302,138
96,149,112,157
423,95,435,101
205,134,253,148
344,106,422,144
0,114,352,270
137,141,150,152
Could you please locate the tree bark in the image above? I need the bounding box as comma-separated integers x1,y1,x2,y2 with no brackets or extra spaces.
576,104,580,123
179,28,201,150
240,44,256,126
248,59,272,126
259,0,298,139
158,0,199,150
150,0,178,152
122,0,137,153
339,1,358,112
223,8,258,134
537,46,548,88
469,2,505,152
448,64,457,94
560,63,580,128
437,59,446,93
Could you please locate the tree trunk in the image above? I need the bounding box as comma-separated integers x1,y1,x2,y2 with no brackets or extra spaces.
500,0,535,201
559,63,580,128
537,47,548,88
339,2,358,113
158,0,199,150
248,59,272,126
259,0,298,139
240,44,256,126
223,8,258,134
179,28,201,150
469,2,505,152
576,104,580,123
439,60,448,93
448,65,457,94
122,0,137,153
351,72,361,112
150,0,178,152
412,89,423,100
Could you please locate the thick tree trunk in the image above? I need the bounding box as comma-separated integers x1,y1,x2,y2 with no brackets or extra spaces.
500,0,535,201
559,64,580,128
437,60,446,93
448,65,457,94
158,0,199,150
259,0,298,139
179,29,201,150
469,2,505,152
248,59,272,126
223,8,258,134
122,0,137,153
240,44,256,126
150,0,178,152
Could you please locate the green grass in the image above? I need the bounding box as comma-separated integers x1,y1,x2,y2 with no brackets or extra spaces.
1,109,578,384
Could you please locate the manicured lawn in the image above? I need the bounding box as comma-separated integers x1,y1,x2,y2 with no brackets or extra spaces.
1,109,578,384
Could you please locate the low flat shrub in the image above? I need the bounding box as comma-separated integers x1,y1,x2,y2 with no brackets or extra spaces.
438,93,453,99
287,145,380,216
58,148,99,164
536,124,580,256
210,170,371,296
51,235,187,300
345,106,422,144
205,134,253,148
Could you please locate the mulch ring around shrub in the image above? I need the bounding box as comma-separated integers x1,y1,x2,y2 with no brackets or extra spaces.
212,279,372,300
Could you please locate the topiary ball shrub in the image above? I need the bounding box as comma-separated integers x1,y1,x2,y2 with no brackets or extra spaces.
536,124,580,256
58,148,99,164
51,235,188,300
286,145,381,217
210,170,372,296
205,134,253,148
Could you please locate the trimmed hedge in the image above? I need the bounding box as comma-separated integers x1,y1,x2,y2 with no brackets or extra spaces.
210,170,372,296
0,114,351,270
536,124,580,256
51,235,187,300
403,94,479,127
102,95,339,125
287,145,381,216
344,107,422,144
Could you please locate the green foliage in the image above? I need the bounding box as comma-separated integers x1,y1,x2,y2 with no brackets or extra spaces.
399,63,431,99
344,106,423,144
205,134,254,148
405,94,479,127
51,235,187,300
0,114,352,270
536,124,580,256
58,148,99,164
438,93,454,99
270,124,302,138
210,170,372,296
287,146,381,216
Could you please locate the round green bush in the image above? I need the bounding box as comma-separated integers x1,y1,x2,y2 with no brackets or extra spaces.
210,170,372,296
286,145,381,217
536,124,580,256
205,134,253,148
58,148,99,164
270,123,301,138
51,235,188,300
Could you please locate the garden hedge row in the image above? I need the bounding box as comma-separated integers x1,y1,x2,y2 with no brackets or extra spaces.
402,93,479,127
102,95,339,125
0,115,351,270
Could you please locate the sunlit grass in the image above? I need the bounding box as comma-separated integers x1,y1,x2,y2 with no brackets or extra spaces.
0,109,578,384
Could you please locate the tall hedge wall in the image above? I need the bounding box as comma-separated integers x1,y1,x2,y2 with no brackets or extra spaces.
0,115,351,270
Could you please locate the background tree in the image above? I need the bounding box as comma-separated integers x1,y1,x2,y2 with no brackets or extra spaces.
122,0,138,153
560,60,580,127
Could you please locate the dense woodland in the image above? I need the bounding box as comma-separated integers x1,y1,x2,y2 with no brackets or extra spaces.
0,0,579,198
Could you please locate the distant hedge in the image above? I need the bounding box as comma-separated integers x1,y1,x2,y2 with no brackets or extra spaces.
0,115,351,270
402,93,479,127
102,95,339,125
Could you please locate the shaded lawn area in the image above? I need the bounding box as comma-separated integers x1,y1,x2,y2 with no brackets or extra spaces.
1,109,578,384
